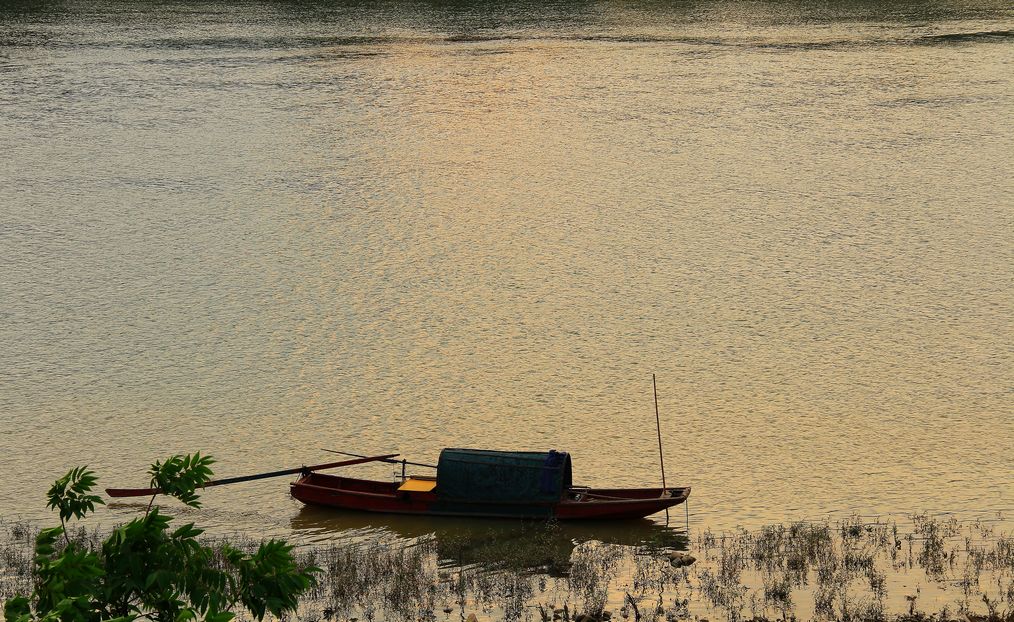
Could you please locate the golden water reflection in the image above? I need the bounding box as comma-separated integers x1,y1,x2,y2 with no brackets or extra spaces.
290,506,689,575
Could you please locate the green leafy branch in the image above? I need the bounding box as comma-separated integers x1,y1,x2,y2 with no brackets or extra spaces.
46,467,104,543
5,454,318,622
147,453,215,514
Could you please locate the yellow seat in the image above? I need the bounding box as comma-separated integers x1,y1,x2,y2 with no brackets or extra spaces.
398,477,437,492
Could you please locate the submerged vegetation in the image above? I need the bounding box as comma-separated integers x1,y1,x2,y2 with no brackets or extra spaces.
3,510,1011,622
690,514,1012,622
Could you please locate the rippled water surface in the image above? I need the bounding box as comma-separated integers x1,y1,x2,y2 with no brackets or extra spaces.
1,0,1012,538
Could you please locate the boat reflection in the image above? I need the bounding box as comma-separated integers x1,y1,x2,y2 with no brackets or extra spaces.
290,506,688,576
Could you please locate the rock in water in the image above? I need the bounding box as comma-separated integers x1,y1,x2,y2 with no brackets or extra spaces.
666,551,697,567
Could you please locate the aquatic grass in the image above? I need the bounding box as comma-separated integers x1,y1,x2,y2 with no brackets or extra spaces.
0,518,106,601
567,541,624,617
761,571,793,613
300,537,442,620
0,520,37,601
3,515,1014,621
911,514,958,579
687,514,1014,622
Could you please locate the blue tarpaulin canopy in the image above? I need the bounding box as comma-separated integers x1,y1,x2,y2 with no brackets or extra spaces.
436,448,573,504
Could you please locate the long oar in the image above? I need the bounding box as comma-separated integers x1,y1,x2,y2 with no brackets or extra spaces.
320,448,437,469
105,453,399,498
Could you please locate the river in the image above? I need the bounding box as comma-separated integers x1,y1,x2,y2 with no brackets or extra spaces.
1,0,1011,542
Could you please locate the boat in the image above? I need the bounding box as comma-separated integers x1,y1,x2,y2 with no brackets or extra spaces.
290,448,690,520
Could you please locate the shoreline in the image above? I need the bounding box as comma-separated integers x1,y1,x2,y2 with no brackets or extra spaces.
2,513,1010,622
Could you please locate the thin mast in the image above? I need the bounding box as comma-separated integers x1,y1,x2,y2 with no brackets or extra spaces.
653,373,668,522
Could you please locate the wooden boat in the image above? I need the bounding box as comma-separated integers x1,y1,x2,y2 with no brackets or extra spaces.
290,448,690,520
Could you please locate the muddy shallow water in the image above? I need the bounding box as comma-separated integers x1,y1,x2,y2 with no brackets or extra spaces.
1,0,1012,545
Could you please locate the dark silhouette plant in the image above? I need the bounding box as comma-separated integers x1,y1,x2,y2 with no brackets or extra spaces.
3,454,318,622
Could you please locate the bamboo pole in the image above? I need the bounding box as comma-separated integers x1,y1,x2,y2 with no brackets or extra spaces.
105,453,399,498
653,373,669,523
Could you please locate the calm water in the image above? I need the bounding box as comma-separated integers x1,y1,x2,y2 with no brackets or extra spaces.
1,0,1011,541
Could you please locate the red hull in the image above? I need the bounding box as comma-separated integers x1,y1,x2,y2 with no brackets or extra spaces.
290,473,690,520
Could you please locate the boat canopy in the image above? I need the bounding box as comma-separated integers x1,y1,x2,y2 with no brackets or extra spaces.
436,448,573,503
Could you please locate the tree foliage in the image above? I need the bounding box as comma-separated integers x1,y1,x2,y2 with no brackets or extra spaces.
147,454,215,510
47,467,105,525
4,456,318,622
